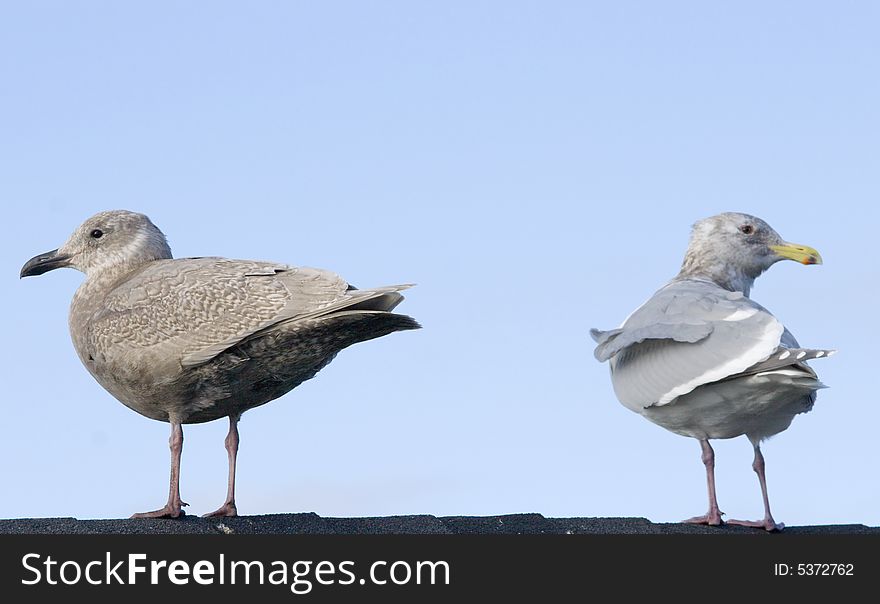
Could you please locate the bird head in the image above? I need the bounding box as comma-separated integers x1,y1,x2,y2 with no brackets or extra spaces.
20,210,172,280
679,212,822,294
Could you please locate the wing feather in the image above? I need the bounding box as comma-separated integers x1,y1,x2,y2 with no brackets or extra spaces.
89,257,411,369
592,280,785,411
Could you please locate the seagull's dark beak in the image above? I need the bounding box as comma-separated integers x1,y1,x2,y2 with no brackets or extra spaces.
20,249,72,278
769,242,822,266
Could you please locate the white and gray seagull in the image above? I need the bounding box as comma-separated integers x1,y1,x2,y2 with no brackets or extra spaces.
591,212,832,531
21,210,419,519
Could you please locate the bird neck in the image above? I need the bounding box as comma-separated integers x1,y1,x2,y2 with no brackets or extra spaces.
677,256,757,297
71,258,163,321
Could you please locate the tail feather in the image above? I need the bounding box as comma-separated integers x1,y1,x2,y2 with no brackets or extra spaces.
325,309,421,333
739,347,836,378
300,310,421,352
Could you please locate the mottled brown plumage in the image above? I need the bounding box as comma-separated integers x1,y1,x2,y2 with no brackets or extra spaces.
21,210,419,518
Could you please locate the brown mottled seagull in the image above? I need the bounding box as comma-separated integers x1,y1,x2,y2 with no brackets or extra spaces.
20,210,419,519
591,212,832,531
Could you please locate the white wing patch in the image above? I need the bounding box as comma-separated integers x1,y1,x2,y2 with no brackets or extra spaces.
655,316,783,405
721,307,758,322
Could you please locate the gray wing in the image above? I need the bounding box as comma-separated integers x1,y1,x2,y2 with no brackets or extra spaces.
591,279,785,411
90,257,412,369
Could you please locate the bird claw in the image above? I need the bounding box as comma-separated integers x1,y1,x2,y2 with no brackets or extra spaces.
202,502,238,518
131,502,187,519
726,518,784,532
683,510,724,526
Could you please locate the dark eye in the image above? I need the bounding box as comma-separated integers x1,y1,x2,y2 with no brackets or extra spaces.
90,229,104,239
739,224,754,235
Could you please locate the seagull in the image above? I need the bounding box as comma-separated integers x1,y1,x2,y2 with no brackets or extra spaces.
591,212,832,531
20,210,419,519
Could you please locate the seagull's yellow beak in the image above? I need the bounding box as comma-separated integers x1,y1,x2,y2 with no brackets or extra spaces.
770,242,823,265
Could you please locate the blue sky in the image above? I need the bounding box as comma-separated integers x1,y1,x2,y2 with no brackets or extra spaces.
2,1,877,526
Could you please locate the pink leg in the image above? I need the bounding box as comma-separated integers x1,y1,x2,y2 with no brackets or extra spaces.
727,442,784,532
683,439,723,526
204,414,240,518
131,422,188,519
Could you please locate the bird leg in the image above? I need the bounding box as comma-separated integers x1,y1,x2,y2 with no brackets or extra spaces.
204,414,241,518
684,439,724,526
726,443,784,532
131,422,188,519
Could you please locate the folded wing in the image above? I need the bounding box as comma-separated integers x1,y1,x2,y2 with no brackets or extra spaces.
90,257,412,369
592,280,785,411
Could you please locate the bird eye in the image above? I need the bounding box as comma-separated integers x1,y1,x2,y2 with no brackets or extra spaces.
739,224,754,235
90,229,104,239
